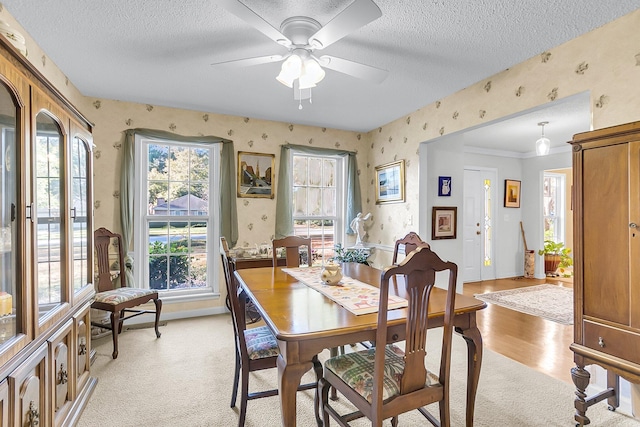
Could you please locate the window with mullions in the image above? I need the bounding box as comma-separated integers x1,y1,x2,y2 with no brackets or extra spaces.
543,173,565,244
292,153,343,265
135,139,219,292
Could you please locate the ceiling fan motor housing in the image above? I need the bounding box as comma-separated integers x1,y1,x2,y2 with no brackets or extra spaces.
279,16,322,48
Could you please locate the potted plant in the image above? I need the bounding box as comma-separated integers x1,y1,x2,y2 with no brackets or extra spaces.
538,240,572,276
332,243,370,265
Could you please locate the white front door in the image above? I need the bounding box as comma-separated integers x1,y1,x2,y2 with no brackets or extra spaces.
463,168,497,282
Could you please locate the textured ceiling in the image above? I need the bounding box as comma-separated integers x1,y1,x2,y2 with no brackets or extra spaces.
1,0,638,136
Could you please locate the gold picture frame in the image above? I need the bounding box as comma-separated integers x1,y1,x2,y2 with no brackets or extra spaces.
504,179,521,208
431,206,457,240
237,151,275,198
375,160,405,204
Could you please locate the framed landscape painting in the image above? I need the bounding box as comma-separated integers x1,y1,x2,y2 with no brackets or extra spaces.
375,160,405,204
237,151,275,198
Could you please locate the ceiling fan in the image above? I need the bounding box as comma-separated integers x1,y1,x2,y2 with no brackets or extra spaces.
214,0,388,106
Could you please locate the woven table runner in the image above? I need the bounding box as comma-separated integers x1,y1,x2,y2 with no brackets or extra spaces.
282,267,408,315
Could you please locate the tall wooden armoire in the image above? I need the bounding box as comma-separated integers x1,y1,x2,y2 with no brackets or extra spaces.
570,121,640,426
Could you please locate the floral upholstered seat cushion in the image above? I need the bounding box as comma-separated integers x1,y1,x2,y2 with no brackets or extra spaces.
244,325,279,360
325,344,436,403
93,288,156,305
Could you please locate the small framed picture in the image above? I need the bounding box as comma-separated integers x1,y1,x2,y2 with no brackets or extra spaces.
504,179,521,208
375,160,405,204
237,151,275,199
431,206,457,240
438,176,451,197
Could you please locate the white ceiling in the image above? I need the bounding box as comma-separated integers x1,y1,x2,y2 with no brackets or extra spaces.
1,0,637,147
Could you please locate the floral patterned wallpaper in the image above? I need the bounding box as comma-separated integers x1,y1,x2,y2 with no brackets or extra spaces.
364,9,640,267
86,99,369,250
3,6,640,304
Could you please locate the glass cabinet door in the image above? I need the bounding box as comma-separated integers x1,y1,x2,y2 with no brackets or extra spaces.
35,112,64,319
0,81,21,346
71,136,90,293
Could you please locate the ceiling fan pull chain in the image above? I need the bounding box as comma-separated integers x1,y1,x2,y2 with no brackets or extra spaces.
299,87,303,110
310,89,313,104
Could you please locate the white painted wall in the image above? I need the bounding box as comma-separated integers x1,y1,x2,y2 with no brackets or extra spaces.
420,138,573,284
521,151,573,278
419,136,465,292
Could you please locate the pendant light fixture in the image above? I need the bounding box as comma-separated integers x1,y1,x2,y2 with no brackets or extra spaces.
536,121,550,156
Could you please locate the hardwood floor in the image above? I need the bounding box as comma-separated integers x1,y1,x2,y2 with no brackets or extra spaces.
462,277,574,384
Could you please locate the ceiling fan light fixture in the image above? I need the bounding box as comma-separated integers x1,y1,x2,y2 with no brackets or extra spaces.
535,121,550,156
276,54,302,87
303,58,325,84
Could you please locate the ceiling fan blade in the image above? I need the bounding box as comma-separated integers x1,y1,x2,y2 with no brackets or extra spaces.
319,55,387,84
309,0,382,49
211,54,285,68
219,0,292,46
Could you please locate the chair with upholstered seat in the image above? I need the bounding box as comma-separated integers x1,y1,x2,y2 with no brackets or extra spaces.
272,235,312,267
318,245,458,427
91,227,162,359
392,231,426,264
221,237,321,427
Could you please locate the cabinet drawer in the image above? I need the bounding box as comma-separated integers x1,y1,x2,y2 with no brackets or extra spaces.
584,320,640,364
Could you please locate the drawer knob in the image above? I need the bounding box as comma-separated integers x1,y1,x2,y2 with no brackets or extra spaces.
598,336,605,348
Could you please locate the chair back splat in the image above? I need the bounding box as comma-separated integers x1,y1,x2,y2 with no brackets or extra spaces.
94,227,127,291
319,244,458,427
271,235,312,267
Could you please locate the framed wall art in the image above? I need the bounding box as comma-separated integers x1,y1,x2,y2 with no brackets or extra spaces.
237,151,275,199
375,160,405,204
438,176,451,197
431,206,457,240
504,179,521,208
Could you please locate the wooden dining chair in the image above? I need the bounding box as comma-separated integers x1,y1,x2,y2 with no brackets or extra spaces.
392,231,426,264
272,235,312,267
220,237,322,427
91,227,162,359
318,245,459,427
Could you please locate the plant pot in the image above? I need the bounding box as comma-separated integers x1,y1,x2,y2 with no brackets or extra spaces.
544,254,561,276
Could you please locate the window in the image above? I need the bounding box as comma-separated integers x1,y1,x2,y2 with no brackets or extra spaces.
543,172,565,244
291,152,344,265
134,137,220,294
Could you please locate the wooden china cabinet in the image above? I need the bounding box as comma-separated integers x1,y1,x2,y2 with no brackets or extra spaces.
570,121,640,426
0,34,96,426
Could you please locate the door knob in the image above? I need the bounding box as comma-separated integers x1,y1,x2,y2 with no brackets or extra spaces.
630,223,638,229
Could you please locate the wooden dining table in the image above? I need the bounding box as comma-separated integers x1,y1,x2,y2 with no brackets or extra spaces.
234,262,487,427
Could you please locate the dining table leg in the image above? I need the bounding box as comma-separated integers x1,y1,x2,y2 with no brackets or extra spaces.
456,315,483,427
277,353,313,427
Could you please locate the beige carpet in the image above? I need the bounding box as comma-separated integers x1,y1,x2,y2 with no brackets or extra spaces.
475,284,573,325
78,315,639,427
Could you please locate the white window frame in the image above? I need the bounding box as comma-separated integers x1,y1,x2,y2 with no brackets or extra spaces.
290,150,346,254
543,172,566,244
133,134,221,300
